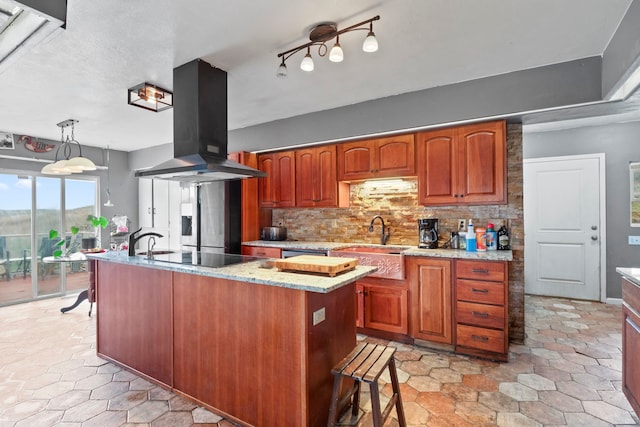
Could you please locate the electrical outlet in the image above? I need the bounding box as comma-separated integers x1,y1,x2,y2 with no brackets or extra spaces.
458,219,466,231
313,307,326,325
629,236,640,245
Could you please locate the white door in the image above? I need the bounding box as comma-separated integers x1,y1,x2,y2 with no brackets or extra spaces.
524,155,604,301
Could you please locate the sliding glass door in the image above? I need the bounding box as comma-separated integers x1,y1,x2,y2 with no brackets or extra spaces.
0,171,98,306
0,173,34,304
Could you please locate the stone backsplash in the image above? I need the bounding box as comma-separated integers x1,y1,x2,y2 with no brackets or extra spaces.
272,123,524,342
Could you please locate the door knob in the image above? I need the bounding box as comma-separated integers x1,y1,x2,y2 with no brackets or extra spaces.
591,235,598,241
591,225,597,230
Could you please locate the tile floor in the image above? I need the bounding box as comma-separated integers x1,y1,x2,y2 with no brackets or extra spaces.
0,294,638,427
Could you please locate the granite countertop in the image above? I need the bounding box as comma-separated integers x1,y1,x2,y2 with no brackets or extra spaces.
617,267,640,288
243,240,514,262
86,251,377,293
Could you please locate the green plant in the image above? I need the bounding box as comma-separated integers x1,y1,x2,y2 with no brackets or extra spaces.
87,215,109,229
49,227,80,258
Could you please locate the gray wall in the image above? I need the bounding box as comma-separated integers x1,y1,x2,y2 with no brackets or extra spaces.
0,137,138,245
227,58,602,153
603,0,640,98
523,121,640,298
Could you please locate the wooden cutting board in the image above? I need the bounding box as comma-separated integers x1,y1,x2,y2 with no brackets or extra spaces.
274,255,358,277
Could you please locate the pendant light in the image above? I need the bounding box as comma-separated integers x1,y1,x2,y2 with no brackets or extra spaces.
41,119,97,175
329,35,344,63
103,145,114,207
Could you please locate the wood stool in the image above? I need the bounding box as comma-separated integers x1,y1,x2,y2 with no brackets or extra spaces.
327,342,406,427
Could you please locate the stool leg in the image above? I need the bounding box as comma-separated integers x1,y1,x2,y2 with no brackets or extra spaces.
389,358,407,427
327,375,343,427
351,380,361,418
369,381,383,427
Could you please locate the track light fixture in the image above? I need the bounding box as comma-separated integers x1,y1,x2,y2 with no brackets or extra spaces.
276,15,380,77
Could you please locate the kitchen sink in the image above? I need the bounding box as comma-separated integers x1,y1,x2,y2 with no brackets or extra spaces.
136,250,176,256
333,246,408,255
328,246,410,280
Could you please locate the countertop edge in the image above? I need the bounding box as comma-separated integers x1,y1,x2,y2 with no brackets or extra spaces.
242,241,513,261
617,267,640,288
87,252,377,293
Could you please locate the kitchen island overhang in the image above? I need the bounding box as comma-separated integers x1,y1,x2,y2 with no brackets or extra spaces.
88,252,376,427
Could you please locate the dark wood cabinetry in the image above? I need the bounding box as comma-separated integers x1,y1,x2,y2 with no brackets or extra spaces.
258,151,296,208
96,262,173,387
337,134,415,181
241,245,282,258
454,259,508,361
417,120,506,205
622,278,640,418
356,278,408,335
296,145,348,207
229,151,261,241
407,257,453,345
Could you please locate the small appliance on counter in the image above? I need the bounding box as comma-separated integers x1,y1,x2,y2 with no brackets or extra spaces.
418,218,438,249
261,226,287,241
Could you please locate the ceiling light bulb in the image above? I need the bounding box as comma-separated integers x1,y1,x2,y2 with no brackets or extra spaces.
329,41,344,62
363,31,378,52
276,61,288,78
300,51,314,72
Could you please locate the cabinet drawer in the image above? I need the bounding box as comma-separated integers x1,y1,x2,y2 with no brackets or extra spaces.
456,260,505,282
241,246,282,258
457,279,505,305
457,324,505,354
456,301,504,330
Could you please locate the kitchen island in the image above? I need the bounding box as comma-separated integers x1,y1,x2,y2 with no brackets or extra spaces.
616,268,640,418
88,251,376,427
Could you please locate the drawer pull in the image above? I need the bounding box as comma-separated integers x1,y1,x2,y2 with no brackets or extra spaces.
471,269,489,274
471,334,489,342
471,288,489,293
472,311,489,318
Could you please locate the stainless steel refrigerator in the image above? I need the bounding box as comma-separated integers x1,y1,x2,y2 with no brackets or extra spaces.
180,181,241,254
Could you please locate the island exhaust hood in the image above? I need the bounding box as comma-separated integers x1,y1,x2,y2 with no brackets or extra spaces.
135,59,266,182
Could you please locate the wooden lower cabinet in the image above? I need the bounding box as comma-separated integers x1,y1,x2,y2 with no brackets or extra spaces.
622,278,640,418
173,273,355,426
356,280,408,334
455,259,508,361
407,257,453,344
241,245,282,258
96,262,173,387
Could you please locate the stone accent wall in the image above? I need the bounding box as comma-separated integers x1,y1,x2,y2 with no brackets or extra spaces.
272,123,524,343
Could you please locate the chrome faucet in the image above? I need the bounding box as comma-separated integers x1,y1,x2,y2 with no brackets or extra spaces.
128,228,164,256
368,215,391,245
147,236,157,259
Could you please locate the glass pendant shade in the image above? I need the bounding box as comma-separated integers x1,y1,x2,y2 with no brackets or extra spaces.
300,52,314,71
276,61,288,78
41,163,69,175
362,31,378,52
66,156,97,171
329,41,344,62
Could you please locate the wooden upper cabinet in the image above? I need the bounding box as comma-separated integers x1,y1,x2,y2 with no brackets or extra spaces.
258,151,295,208
337,134,415,181
417,120,506,205
296,145,343,207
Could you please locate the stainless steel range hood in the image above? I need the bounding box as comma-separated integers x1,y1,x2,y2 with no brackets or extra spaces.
135,59,265,182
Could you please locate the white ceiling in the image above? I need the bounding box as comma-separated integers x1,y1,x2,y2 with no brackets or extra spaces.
0,0,634,152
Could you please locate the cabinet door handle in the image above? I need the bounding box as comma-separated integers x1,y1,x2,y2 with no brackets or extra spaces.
472,269,489,274
472,288,489,293
148,207,151,214
471,335,489,342
472,311,489,318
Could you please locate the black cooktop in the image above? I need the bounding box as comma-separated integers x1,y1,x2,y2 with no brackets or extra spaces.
152,251,262,268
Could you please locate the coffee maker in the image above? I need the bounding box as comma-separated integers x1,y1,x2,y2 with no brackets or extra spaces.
418,219,439,249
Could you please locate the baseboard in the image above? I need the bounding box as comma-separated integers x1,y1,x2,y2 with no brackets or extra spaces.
606,297,623,305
